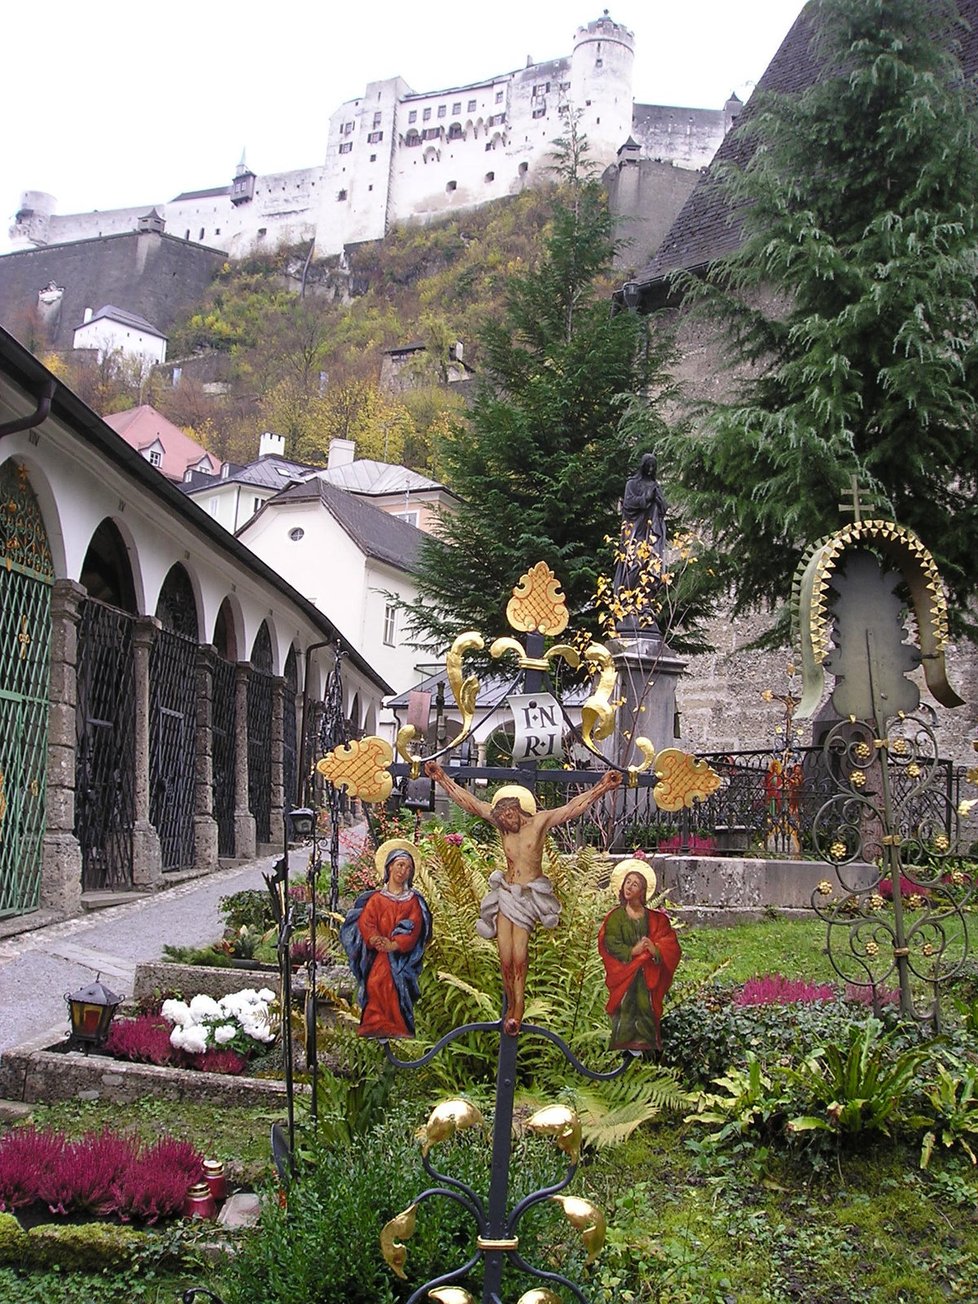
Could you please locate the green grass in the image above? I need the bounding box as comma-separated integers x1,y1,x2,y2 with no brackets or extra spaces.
680,917,837,986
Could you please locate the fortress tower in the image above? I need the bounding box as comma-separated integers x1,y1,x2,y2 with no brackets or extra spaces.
570,12,635,164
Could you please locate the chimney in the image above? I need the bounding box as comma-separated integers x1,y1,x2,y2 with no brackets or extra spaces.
83,307,93,323
327,437,356,469
259,431,285,458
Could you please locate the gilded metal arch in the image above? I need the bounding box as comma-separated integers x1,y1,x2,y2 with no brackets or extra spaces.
793,518,961,718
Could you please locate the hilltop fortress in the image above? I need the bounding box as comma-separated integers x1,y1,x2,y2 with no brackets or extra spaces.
10,14,739,261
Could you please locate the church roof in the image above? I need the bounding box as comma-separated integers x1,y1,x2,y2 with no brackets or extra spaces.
631,0,978,297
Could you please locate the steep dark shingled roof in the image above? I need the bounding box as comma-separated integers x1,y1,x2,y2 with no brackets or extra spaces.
262,479,426,573
632,0,978,297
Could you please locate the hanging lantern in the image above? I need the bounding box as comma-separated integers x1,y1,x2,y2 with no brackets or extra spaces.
65,976,123,1051
286,806,315,840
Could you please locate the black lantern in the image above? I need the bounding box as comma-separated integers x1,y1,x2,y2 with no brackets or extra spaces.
286,807,315,840
65,976,123,1051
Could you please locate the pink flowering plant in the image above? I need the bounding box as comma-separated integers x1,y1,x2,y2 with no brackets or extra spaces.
0,1126,203,1222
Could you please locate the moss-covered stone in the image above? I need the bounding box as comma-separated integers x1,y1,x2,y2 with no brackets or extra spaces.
25,1220,144,1270
0,1211,28,1263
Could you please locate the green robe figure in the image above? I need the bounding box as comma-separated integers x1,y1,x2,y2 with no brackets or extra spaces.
598,858,681,1051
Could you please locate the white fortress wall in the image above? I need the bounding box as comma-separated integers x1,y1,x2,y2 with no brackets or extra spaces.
12,14,732,261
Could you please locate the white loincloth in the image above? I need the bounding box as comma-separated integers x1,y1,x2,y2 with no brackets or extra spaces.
476,870,561,938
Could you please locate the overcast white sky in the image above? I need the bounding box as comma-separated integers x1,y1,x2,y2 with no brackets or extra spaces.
3,1,806,253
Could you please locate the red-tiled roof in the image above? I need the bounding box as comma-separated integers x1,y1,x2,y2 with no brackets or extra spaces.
103,405,221,483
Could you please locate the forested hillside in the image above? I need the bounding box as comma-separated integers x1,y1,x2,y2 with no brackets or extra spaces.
93,185,626,475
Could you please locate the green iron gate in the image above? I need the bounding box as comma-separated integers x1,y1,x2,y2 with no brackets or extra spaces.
0,461,53,917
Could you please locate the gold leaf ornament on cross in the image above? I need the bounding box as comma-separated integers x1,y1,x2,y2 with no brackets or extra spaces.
316,736,393,804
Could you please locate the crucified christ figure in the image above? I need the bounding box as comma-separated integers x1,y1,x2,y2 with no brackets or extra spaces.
425,761,622,1035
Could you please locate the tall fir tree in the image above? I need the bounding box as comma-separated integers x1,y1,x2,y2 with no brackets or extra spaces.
402,120,676,655
660,0,978,632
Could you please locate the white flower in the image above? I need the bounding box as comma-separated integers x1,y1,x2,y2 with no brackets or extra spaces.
189,994,222,1022
171,1024,209,1054
257,988,275,1003
161,999,192,1027
213,1024,237,1045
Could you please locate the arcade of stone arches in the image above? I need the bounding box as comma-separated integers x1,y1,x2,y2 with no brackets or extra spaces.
0,456,378,921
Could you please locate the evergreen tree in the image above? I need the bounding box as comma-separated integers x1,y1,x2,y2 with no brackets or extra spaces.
661,0,978,631
402,122,675,655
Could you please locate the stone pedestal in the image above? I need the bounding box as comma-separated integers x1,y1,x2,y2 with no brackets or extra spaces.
609,627,687,767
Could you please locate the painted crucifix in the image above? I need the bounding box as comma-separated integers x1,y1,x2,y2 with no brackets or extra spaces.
425,761,622,1035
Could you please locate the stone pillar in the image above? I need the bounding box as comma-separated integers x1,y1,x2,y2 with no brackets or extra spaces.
610,631,688,765
132,617,163,888
234,662,257,858
193,646,220,872
269,676,285,849
41,579,85,915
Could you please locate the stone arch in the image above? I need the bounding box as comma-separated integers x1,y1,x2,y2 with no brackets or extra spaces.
79,518,137,613
212,596,242,661
155,562,200,638
423,146,441,165
251,621,274,673
0,454,66,579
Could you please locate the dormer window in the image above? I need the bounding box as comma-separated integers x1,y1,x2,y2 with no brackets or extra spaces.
148,450,162,467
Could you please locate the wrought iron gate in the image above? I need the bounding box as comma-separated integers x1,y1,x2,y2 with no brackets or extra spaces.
75,599,136,891
212,655,236,857
0,462,53,917
247,669,274,843
150,628,197,870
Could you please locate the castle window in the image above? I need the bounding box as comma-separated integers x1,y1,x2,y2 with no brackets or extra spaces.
342,121,354,135
405,130,421,147
532,105,545,119
409,109,417,124
370,154,377,162
185,229,190,240
595,58,603,68
339,141,353,154
437,104,446,118
448,122,463,140
485,171,494,183
258,227,267,236
467,98,477,112
337,189,348,201
199,227,205,240
446,180,457,193
368,130,383,143
215,228,221,235
373,111,382,127
423,107,432,122
452,102,461,115
423,127,442,141
518,162,528,175
495,91,504,104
